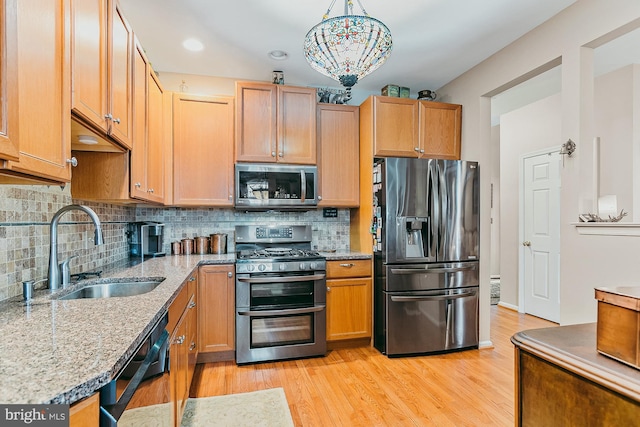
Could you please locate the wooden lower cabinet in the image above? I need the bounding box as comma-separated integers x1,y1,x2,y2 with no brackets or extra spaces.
326,259,372,343
197,264,235,362
69,393,99,427
168,273,198,427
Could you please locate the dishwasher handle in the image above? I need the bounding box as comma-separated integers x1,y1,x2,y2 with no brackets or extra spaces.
390,291,477,303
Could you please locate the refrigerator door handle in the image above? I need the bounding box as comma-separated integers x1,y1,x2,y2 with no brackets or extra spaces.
390,291,476,302
390,265,476,274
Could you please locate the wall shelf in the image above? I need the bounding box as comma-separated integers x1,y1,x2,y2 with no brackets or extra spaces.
573,222,640,236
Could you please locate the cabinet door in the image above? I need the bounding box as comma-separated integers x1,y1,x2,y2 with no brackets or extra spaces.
130,39,148,200
70,0,109,133
317,104,359,207
278,85,317,164
173,94,234,206
7,0,72,182
0,0,19,161
186,285,198,387
69,393,99,427
146,70,166,203
107,1,133,148
197,265,235,356
171,313,189,426
235,82,277,162
372,96,419,158
419,101,462,160
326,277,372,341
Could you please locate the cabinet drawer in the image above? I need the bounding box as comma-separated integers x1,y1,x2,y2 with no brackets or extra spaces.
327,259,372,279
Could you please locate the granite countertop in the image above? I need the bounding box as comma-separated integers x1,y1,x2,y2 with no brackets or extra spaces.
319,251,372,261
0,254,235,405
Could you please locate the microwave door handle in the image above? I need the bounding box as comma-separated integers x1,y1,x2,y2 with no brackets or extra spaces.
237,274,326,283
390,291,476,302
238,305,325,316
300,170,306,202
390,265,476,274
104,329,169,421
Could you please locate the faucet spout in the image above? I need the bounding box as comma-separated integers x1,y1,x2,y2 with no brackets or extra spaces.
48,205,104,291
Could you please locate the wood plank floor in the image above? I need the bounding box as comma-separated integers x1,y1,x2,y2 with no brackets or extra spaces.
190,306,555,426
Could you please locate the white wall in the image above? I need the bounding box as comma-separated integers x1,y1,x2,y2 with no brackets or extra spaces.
490,125,501,278
499,94,562,307
437,0,640,340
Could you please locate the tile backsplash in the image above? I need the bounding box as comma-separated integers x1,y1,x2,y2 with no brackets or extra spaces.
0,185,351,301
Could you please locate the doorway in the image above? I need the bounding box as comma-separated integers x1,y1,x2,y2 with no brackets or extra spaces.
519,148,561,322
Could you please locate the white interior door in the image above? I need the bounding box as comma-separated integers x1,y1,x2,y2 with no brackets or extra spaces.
520,149,560,322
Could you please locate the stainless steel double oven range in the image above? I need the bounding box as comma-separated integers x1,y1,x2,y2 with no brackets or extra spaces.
234,224,326,364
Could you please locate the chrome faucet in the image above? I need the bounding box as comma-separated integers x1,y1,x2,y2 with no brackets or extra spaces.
48,205,104,291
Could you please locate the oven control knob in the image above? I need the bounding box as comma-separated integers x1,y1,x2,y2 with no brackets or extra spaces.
258,264,267,272
310,262,317,270
279,264,286,271
300,263,307,270
247,264,255,272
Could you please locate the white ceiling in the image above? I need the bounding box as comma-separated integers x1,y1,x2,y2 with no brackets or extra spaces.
118,0,578,96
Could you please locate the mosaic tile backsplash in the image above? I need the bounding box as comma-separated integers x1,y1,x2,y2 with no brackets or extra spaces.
0,185,351,301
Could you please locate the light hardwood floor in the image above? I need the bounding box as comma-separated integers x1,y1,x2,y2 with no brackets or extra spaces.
190,306,555,426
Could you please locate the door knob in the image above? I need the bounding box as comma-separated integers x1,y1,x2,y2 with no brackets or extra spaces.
522,241,531,247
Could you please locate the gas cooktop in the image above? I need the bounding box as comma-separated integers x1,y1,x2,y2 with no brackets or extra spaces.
237,248,322,261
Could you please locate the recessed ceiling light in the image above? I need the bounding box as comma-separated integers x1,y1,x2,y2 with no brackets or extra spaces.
183,38,204,52
269,50,288,60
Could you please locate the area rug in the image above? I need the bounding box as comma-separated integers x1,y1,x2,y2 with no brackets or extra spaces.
117,388,294,427
181,388,294,427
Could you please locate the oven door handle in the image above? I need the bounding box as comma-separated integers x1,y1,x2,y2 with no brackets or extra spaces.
237,274,326,283
390,291,477,302
237,305,325,317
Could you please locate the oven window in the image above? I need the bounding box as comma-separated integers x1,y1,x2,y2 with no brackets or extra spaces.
251,314,314,348
250,281,314,309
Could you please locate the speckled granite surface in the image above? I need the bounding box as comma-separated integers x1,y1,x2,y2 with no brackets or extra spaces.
0,254,234,405
320,251,372,261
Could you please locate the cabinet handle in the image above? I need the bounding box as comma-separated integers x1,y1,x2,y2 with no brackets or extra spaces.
228,272,233,278
271,151,276,157
113,117,121,124
340,263,355,268
189,301,196,309
66,157,78,167
104,113,113,121
189,277,196,282
134,182,141,188
189,342,196,351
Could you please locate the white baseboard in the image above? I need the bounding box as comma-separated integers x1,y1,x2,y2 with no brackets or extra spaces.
497,301,519,311
478,340,494,349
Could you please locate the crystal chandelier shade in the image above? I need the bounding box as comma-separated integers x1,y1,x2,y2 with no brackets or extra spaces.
303,0,392,90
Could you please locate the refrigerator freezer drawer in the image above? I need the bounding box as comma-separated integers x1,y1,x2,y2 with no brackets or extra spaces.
381,287,479,356
383,261,479,292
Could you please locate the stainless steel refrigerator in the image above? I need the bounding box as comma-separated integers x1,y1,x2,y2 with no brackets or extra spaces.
373,157,480,356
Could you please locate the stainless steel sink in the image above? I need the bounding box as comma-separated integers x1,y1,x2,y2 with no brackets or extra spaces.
56,278,165,300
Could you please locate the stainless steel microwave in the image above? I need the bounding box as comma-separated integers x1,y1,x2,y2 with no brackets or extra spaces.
235,163,318,209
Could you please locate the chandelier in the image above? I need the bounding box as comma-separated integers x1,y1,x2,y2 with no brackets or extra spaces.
303,0,392,93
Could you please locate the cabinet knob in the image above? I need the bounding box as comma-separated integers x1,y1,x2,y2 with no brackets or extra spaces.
278,152,284,157
326,286,331,292
134,182,141,188
113,117,121,124
189,342,196,351
420,149,424,153
66,157,78,167
104,113,113,121
227,272,233,278
189,276,196,282
175,335,185,344
189,301,196,309
229,194,233,200
148,188,154,193
318,195,322,201
414,147,420,152
271,151,276,157
523,241,531,247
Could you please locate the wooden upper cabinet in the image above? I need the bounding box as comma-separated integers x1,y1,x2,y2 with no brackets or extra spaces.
235,82,316,164
1,0,72,183
419,101,462,160
146,70,166,203
0,0,19,161
369,96,419,158
173,93,234,206
317,104,359,207
130,39,147,200
70,0,133,149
